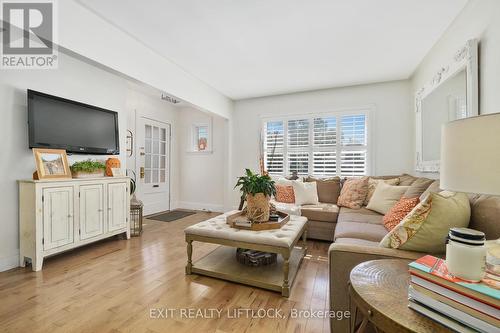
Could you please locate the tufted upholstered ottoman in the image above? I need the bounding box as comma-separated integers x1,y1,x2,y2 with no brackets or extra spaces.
184,211,308,297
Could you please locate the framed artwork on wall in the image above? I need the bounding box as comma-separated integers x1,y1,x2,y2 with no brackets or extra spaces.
33,148,72,180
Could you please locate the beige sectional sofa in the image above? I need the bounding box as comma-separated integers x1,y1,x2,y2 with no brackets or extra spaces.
273,174,500,333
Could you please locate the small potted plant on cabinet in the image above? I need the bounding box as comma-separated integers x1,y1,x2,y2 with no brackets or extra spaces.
234,169,276,222
70,159,106,178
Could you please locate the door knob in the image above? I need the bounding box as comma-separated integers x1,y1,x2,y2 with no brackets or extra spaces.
140,167,145,179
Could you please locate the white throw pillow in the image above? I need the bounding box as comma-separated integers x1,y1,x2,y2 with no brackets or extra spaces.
292,181,319,205
366,182,409,214
275,177,301,186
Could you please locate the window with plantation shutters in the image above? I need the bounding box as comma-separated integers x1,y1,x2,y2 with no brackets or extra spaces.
263,110,370,177
339,115,367,177
313,117,337,176
288,151,309,175
287,119,309,148
287,119,309,175
340,150,367,177
264,121,285,174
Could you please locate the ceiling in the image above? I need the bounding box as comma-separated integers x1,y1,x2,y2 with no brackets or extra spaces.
78,0,468,100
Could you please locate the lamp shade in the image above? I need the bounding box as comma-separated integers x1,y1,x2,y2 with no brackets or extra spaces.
440,113,500,195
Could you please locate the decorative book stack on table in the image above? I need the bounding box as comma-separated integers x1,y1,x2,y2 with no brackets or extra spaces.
408,255,500,333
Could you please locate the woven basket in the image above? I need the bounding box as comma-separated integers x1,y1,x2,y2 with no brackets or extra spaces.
246,193,270,222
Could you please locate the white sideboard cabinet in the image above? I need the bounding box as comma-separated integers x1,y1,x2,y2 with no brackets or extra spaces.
19,177,130,271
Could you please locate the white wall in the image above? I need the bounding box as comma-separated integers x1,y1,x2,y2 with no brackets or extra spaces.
411,0,500,116
55,0,233,119
231,80,413,206
0,51,185,271
177,107,227,212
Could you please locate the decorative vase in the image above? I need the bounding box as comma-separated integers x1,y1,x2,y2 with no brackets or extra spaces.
246,193,270,222
105,157,121,176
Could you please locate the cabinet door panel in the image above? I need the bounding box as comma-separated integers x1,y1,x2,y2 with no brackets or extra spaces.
108,182,127,231
42,187,74,250
80,184,104,240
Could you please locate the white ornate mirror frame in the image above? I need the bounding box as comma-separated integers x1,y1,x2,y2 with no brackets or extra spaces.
415,39,479,173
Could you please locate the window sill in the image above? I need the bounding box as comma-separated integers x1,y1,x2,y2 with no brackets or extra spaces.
185,150,214,155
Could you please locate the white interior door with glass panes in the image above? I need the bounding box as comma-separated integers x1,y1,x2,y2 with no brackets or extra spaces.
136,117,170,215
263,110,370,178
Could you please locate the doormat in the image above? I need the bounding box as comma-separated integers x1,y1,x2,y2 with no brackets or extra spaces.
148,210,196,222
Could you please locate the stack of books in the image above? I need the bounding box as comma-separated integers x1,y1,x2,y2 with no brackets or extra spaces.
408,255,500,333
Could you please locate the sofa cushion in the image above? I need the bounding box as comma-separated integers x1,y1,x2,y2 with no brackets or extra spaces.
301,203,339,223
469,194,500,240
270,200,301,216
338,207,384,225
369,175,401,180
307,220,336,241
305,176,341,204
404,177,434,198
334,221,388,242
398,173,418,186
419,179,441,201
334,237,381,247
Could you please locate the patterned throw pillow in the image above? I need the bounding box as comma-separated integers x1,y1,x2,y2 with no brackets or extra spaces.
275,185,295,203
383,197,420,231
337,177,369,209
380,191,470,253
364,177,400,206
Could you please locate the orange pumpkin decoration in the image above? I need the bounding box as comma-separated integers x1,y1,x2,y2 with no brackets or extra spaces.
105,157,121,176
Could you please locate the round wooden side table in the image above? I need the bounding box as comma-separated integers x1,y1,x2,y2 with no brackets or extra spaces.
348,259,452,333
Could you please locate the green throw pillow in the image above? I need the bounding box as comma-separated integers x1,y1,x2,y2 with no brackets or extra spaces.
379,191,470,253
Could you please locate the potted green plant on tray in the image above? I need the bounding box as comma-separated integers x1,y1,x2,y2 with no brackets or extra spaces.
70,159,106,178
235,169,276,222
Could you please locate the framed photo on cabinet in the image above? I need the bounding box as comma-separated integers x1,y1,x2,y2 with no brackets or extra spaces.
33,148,72,180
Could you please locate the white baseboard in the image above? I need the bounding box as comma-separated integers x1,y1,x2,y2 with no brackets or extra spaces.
176,201,224,213
0,250,19,272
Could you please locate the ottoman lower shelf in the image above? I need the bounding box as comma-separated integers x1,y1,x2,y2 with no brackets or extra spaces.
191,245,305,296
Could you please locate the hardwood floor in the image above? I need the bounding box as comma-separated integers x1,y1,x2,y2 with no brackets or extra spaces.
0,212,331,333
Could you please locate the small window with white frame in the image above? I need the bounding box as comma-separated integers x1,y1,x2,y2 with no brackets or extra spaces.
191,123,211,152
262,109,371,177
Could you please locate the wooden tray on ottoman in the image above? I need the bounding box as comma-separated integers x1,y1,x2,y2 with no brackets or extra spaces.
226,211,289,231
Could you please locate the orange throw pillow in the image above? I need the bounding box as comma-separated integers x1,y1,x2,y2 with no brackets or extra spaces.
275,185,295,203
383,197,420,231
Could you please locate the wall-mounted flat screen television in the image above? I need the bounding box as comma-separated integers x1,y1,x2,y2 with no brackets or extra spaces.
28,89,120,155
